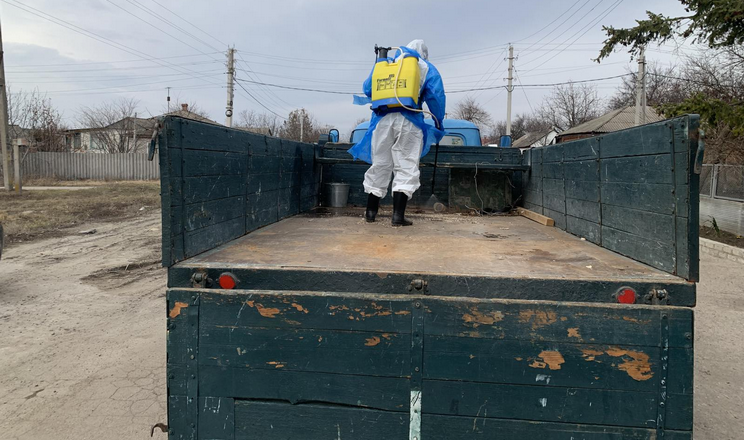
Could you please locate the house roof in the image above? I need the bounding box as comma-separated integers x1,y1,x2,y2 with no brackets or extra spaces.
163,107,220,125
558,106,664,137
512,130,554,148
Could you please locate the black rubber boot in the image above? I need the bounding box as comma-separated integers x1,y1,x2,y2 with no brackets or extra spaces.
391,192,413,227
365,193,381,223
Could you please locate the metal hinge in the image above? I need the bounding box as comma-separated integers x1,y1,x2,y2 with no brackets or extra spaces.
644,288,671,305
191,271,211,288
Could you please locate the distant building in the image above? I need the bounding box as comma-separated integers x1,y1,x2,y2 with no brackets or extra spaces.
66,104,221,153
511,128,560,150
555,106,664,143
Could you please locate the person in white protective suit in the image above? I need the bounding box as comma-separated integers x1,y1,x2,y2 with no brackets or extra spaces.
349,39,446,226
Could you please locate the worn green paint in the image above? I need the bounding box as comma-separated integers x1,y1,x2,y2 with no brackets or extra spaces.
165,289,693,439
521,115,701,281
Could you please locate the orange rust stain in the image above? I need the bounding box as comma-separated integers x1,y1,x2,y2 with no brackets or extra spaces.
462,308,504,328
528,351,565,371
291,303,309,314
365,337,381,347
560,317,568,322
381,334,393,340
376,273,389,279
518,310,558,330
284,319,301,325
621,316,651,325
245,300,281,318
515,357,524,361
169,301,189,319
395,310,411,316
581,347,654,381
266,361,286,369
567,328,582,339
318,336,323,342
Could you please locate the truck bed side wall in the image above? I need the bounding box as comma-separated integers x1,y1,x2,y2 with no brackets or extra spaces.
158,117,320,267
522,116,700,281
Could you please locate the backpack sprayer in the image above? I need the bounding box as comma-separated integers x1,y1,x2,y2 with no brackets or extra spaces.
371,45,444,211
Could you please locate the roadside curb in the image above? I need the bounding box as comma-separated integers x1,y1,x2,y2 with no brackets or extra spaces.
700,238,744,264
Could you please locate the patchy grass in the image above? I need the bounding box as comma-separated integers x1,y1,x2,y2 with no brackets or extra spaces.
700,226,744,249
0,182,160,244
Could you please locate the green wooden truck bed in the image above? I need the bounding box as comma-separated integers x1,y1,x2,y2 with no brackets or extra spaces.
157,115,701,439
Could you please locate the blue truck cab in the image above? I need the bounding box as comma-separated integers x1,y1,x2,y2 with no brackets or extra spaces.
350,118,481,146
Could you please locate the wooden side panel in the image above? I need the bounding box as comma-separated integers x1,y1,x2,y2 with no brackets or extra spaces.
166,289,693,438
518,116,700,281
158,117,319,266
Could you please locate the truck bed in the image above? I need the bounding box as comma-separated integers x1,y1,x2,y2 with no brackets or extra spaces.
182,210,679,283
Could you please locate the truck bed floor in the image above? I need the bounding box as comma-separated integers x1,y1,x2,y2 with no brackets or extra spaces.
178,211,683,284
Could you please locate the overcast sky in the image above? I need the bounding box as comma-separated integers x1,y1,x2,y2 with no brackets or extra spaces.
2,0,696,136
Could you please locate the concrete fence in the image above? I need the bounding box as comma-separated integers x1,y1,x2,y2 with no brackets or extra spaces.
0,152,159,181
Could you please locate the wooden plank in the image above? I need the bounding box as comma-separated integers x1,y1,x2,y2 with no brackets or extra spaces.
184,196,245,232
422,414,691,439
600,120,673,158
566,198,600,223
565,179,599,202
199,291,413,333
516,207,554,226
563,137,599,161
424,379,658,428
182,150,247,177
199,366,409,412
181,175,246,205
601,226,675,273
600,182,675,214
566,215,601,244
424,337,660,392
563,159,599,181
601,154,674,184
198,397,234,440
234,401,409,440
423,298,692,348
602,204,675,243
543,208,566,229
199,328,410,377
184,217,245,258
180,119,255,153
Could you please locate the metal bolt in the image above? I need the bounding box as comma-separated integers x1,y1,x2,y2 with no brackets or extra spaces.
191,296,196,301
415,367,420,372
415,302,421,308
190,354,195,360
685,332,692,340
191,374,196,379
659,401,665,407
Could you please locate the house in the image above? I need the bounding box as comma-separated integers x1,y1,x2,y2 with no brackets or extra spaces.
511,128,560,150
66,104,221,153
555,105,664,143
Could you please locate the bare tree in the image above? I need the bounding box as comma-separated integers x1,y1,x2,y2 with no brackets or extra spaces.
7,89,67,152
279,109,328,142
452,96,492,131
537,82,603,131
78,98,141,153
608,62,688,110
235,110,282,136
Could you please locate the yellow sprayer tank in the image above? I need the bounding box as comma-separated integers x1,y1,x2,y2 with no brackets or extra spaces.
371,55,421,110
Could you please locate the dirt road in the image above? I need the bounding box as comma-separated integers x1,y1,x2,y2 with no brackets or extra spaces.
0,212,165,440
0,212,742,439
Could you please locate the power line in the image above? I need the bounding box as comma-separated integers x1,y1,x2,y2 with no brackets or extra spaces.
520,0,625,71
514,0,587,50
104,0,223,63
514,68,535,114
448,73,631,93
6,52,223,69
234,79,287,119
125,0,223,53
517,0,592,57
149,0,228,48
234,78,358,95
2,0,224,88
7,60,221,74
236,52,294,112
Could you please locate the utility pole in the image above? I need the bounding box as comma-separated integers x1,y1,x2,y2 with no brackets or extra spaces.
225,47,235,127
505,44,515,138
0,17,11,191
634,46,647,126
166,87,171,113
300,110,304,142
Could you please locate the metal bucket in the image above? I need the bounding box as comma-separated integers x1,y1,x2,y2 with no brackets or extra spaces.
325,183,350,207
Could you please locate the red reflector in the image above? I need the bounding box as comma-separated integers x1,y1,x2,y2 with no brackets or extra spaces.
617,287,637,304
219,273,237,289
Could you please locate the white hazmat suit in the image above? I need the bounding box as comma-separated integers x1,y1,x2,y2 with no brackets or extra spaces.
362,40,431,199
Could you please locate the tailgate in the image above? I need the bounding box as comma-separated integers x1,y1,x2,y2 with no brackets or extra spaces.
167,288,692,440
